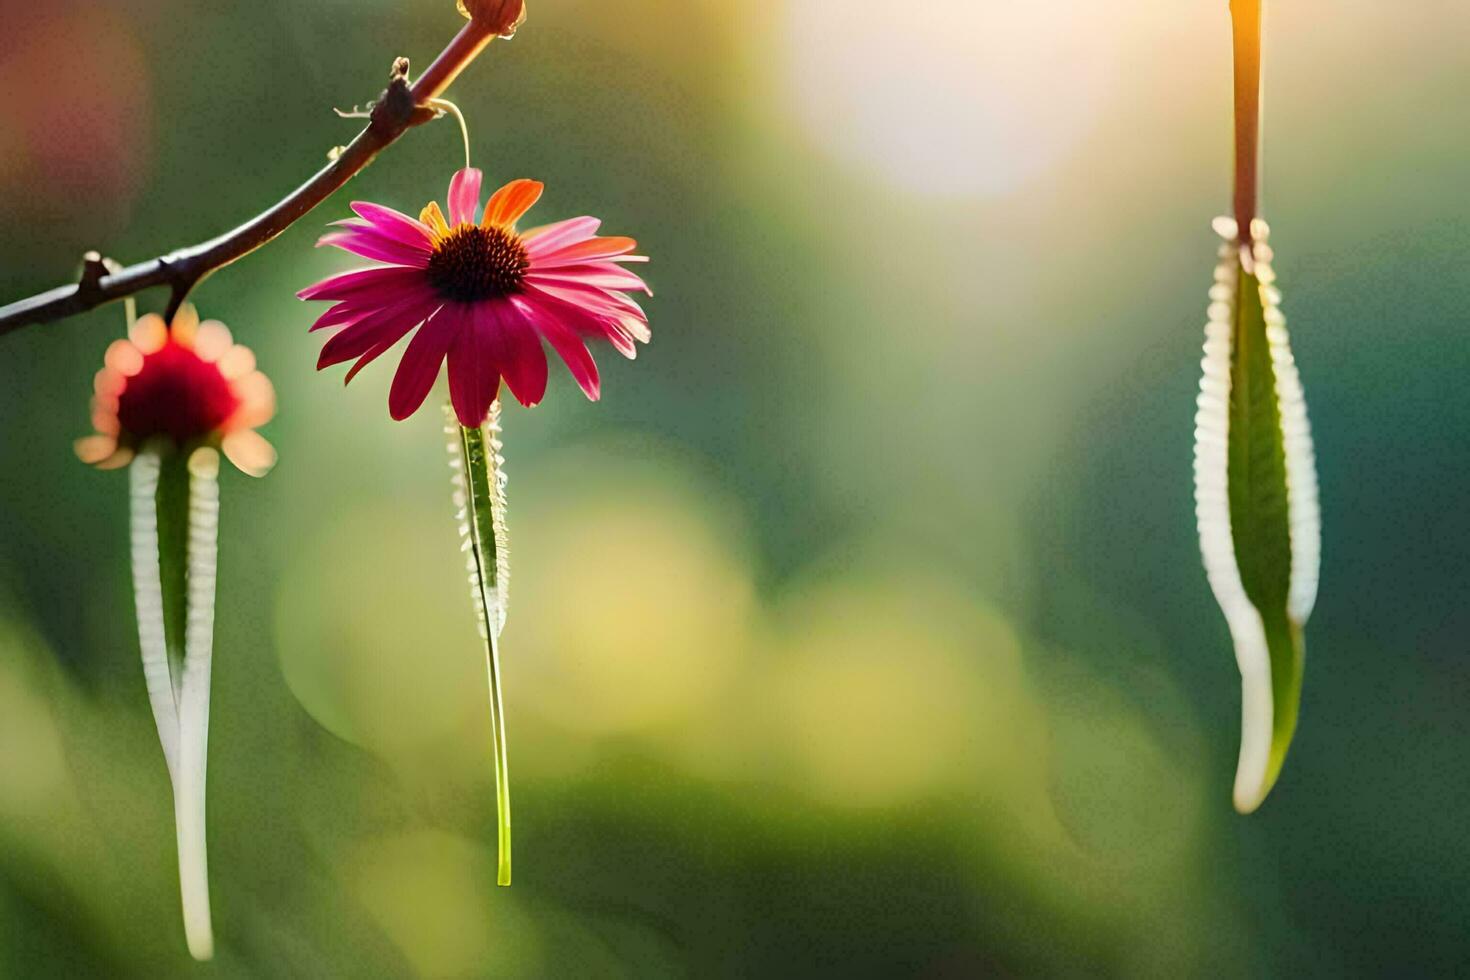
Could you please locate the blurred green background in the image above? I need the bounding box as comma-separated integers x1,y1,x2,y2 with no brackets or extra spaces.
2,0,1469,975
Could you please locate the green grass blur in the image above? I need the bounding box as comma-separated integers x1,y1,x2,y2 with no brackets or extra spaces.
2,0,1470,975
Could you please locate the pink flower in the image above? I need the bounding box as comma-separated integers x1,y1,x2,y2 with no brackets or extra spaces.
76,305,277,476
299,168,651,427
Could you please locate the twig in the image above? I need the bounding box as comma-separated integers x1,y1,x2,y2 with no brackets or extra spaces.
0,17,502,338
1230,0,1262,246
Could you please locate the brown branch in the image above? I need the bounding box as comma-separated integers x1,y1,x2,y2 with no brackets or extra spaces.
0,17,503,338
1230,0,1262,246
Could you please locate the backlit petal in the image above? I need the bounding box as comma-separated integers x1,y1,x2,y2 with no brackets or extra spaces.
230,371,276,428
194,321,233,362
171,304,200,346
420,201,450,239
218,345,257,380
530,236,639,268
221,430,277,478
524,262,651,294
95,447,135,471
310,301,374,334
447,304,500,427
514,296,600,401
75,434,118,464
388,304,460,420
350,202,434,250
130,313,168,353
317,295,436,371
482,179,543,229
448,167,483,227
297,266,424,302
105,339,144,376
318,229,431,267
489,300,548,407
522,217,601,256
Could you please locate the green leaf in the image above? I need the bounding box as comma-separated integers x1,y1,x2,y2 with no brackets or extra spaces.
1226,255,1303,805
1194,226,1319,814
129,442,219,959
156,446,191,696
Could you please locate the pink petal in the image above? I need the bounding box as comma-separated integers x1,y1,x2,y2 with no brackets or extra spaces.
318,229,432,267
318,294,439,371
298,266,424,302
388,304,461,420
513,296,600,400
310,301,374,333
524,262,651,294
346,336,400,384
524,278,650,328
350,202,434,250
447,306,501,427
531,236,639,268
448,168,483,226
521,283,644,356
522,217,601,257
487,301,548,407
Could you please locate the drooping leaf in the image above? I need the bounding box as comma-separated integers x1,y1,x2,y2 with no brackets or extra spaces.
1194,220,1320,813
129,442,219,959
176,446,220,961
129,445,179,776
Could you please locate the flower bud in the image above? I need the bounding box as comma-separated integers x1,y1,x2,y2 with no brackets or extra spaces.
457,0,527,36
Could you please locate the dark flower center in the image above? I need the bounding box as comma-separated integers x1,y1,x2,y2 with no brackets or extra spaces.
426,224,530,303
117,342,240,445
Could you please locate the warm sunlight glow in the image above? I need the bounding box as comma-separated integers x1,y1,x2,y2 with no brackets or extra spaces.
782,0,1127,198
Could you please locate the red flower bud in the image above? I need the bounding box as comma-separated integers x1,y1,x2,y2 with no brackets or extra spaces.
456,0,527,36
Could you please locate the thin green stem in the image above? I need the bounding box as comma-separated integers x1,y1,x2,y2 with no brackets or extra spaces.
451,408,512,886
427,98,473,170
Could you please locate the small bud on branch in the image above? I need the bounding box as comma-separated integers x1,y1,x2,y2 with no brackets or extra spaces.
458,0,527,37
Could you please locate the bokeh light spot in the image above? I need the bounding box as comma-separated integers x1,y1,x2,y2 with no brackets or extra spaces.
510,440,755,735
273,505,486,755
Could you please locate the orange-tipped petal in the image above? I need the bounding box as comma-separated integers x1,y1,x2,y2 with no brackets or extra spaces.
230,371,277,429
420,200,451,239
221,430,277,478
171,304,200,346
74,435,118,465
483,179,543,229
533,236,638,267
95,447,135,471
130,313,167,353
104,338,144,377
94,367,125,396
194,320,233,362
91,405,121,436
218,344,257,380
